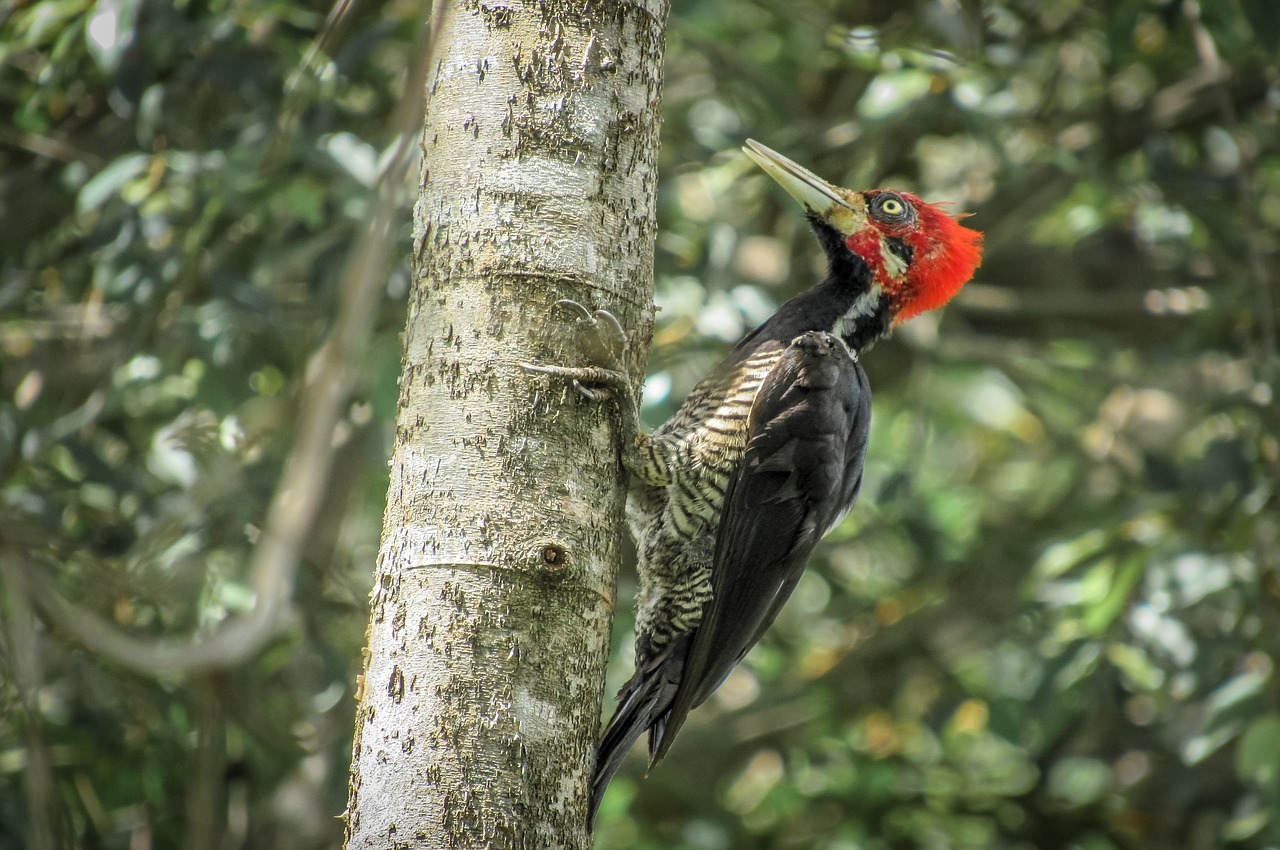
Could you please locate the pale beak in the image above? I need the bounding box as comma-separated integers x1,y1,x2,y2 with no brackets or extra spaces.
743,139,853,215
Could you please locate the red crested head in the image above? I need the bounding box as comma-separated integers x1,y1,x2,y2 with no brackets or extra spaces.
861,190,984,323
742,140,983,325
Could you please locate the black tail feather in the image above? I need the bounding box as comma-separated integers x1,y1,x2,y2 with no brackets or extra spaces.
589,642,687,826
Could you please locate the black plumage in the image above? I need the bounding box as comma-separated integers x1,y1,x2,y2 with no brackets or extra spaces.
589,323,873,820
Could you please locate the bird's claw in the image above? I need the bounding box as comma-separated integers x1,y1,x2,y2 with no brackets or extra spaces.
555,298,595,323
554,299,628,370
521,362,630,403
573,379,604,401
523,299,633,402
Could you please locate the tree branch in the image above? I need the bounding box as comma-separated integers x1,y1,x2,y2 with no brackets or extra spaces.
0,546,61,850
18,17,436,676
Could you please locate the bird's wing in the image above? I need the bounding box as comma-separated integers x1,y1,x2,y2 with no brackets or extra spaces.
652,331,872,762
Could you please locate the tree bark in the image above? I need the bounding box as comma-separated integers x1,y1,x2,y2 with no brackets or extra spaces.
343,1,666,847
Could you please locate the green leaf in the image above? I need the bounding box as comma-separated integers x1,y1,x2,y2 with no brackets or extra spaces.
1047,757,1112,809
77,153,149,215
857,69,932,119
20,0,91,48
274,178,327,228
1236,714,1280,785
1185,669,1272,764
1082,553,1145,634
1033,530,1108,581
1106,642,1163,690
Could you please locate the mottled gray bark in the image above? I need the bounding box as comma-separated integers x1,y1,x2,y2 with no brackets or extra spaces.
343,1,666,848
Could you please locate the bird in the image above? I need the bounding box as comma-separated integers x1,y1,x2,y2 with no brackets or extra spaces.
526,139,983,823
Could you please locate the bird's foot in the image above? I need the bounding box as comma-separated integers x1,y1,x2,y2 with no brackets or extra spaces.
555,299,628,370
522,299,632,403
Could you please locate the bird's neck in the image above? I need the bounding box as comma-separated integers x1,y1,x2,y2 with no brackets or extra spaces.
831,283,891,352
807,214,893,352
732,220,895,357
747,277,891,359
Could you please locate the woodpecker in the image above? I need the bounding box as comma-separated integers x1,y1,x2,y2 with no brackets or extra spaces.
528,140,982,822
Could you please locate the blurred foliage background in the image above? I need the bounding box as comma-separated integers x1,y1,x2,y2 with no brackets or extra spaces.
2,0,1278,848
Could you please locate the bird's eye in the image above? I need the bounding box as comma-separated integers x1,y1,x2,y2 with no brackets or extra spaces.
871,193,910,222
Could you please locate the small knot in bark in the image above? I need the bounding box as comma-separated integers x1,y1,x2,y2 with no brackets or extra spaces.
523,539,572,577
540,543,568,573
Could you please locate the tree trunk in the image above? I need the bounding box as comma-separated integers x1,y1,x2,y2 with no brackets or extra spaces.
343,1,666,847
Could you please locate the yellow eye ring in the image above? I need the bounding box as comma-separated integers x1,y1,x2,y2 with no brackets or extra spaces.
870,193,911,223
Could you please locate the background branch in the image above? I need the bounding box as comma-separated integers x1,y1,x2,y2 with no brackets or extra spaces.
17,17,435,676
